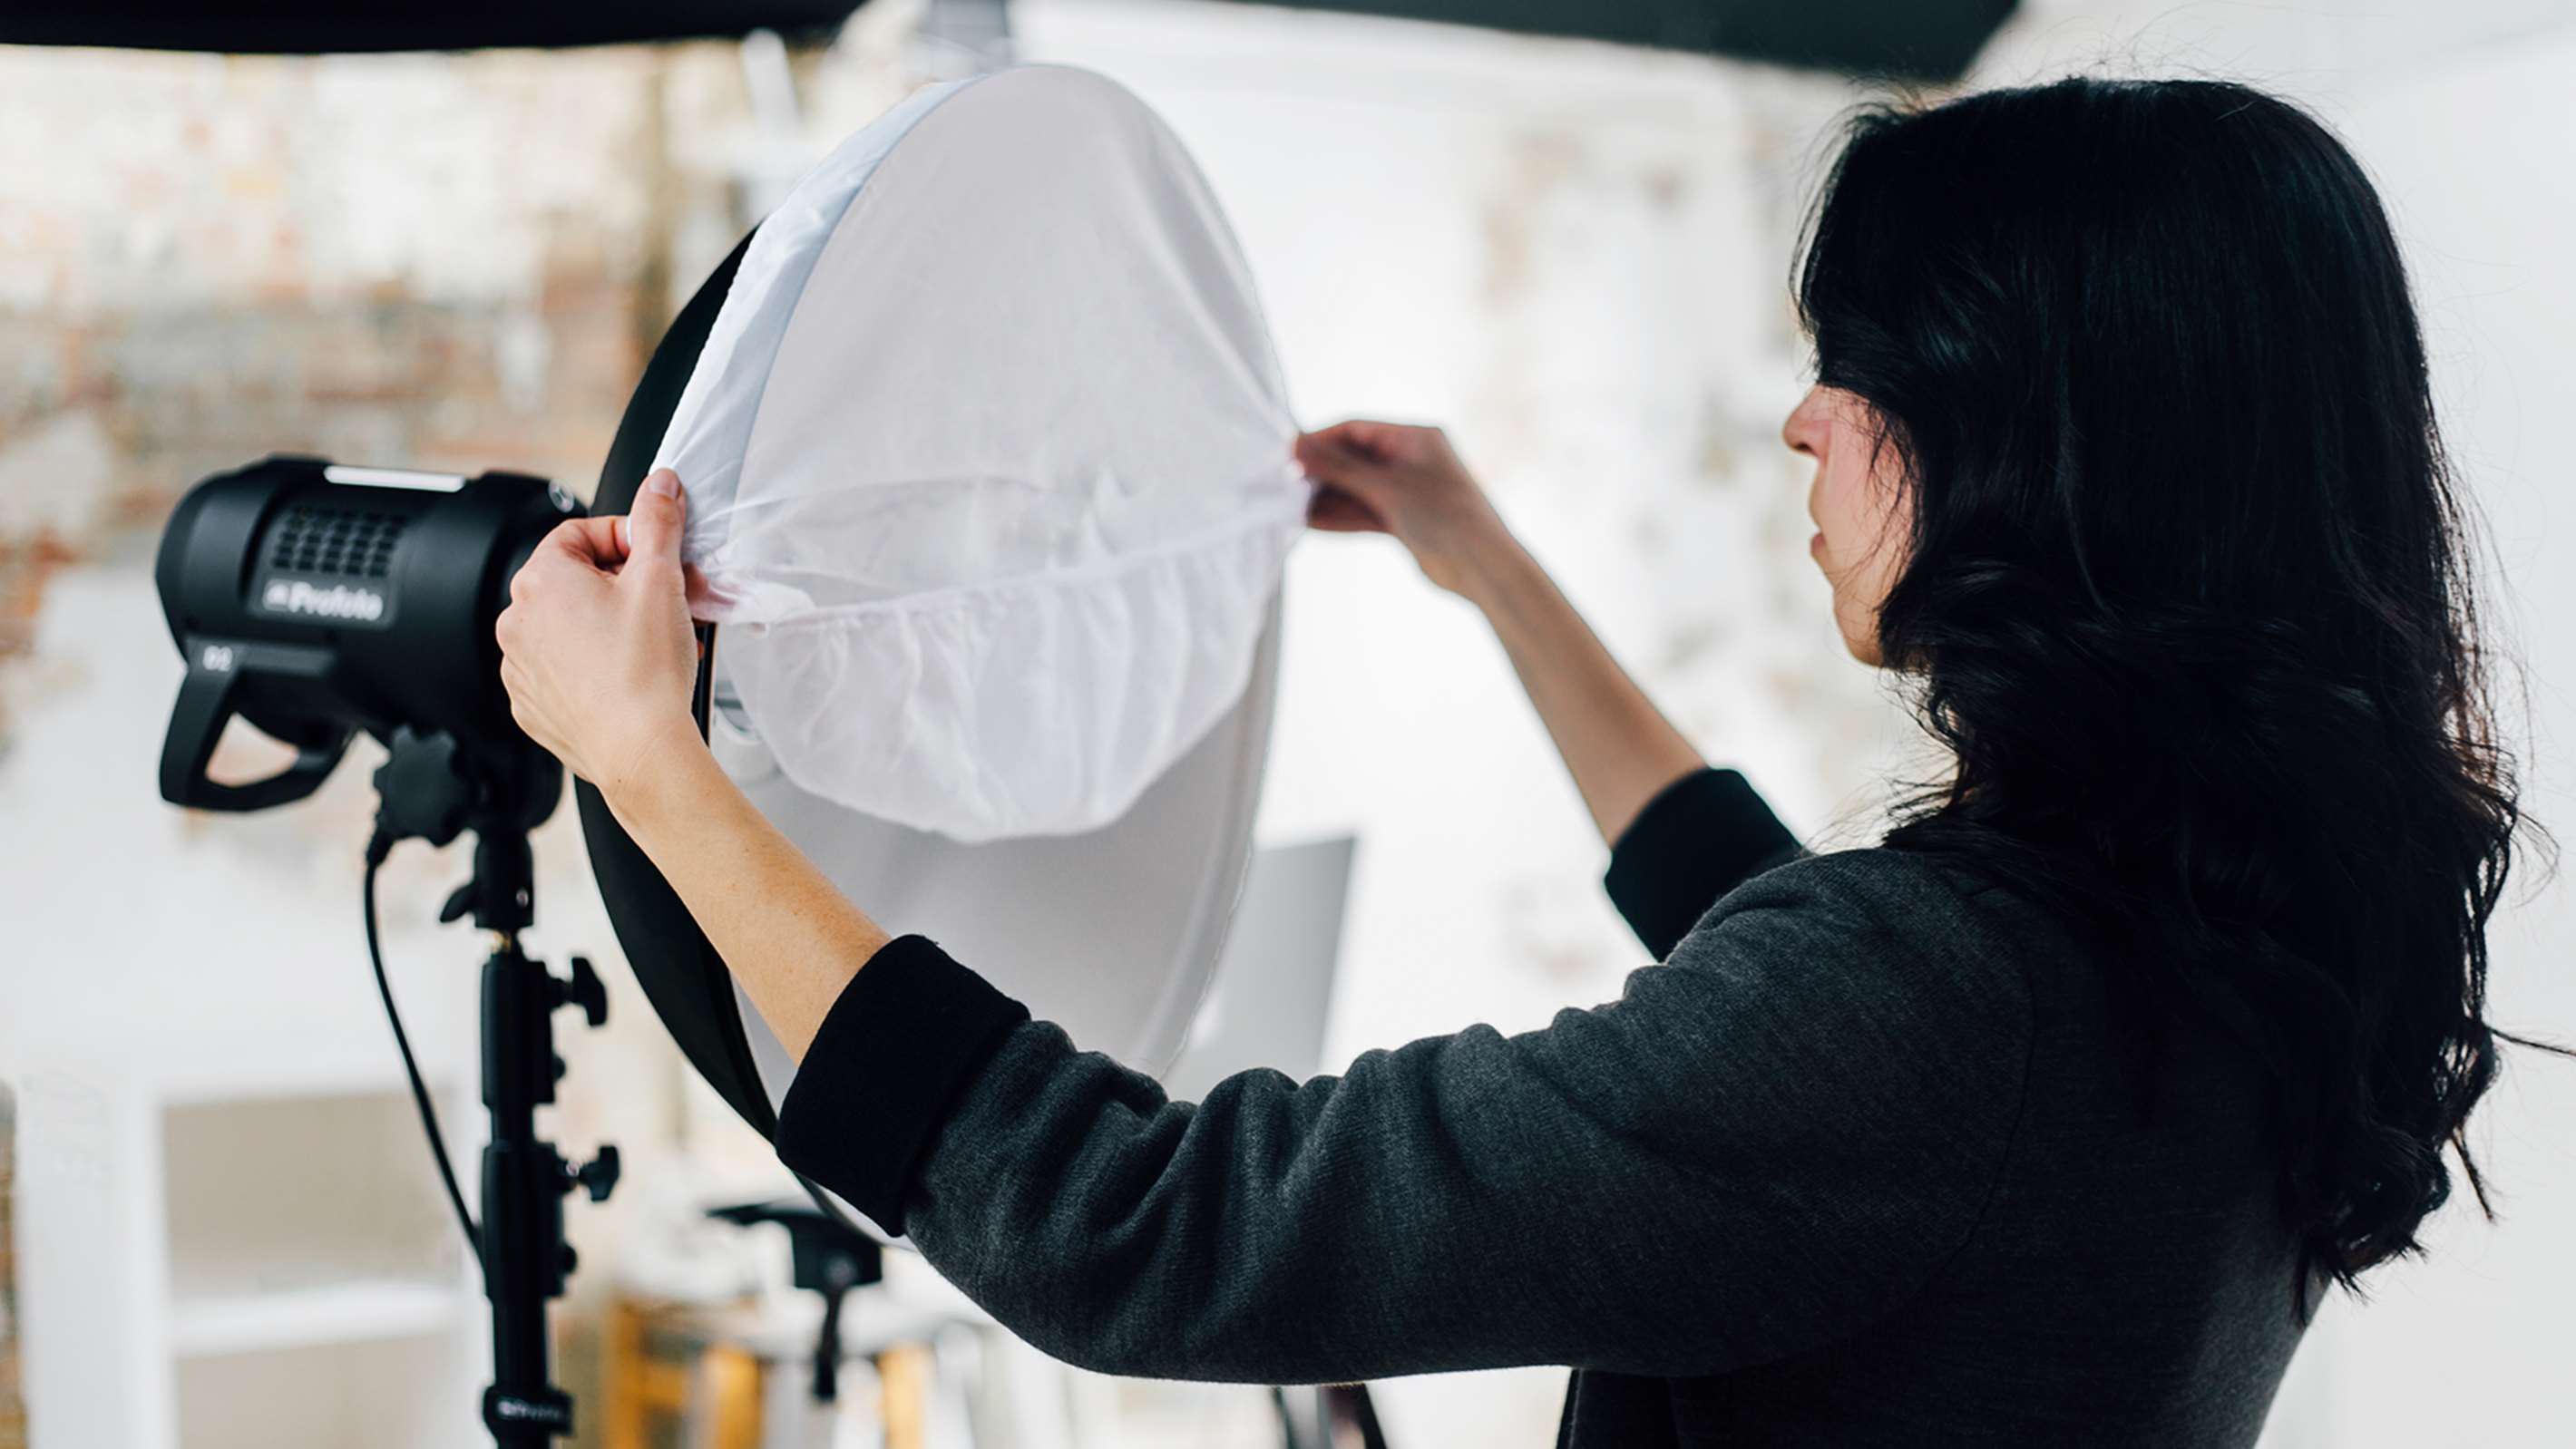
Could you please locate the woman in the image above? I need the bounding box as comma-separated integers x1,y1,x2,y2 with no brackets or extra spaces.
498,77,2545,1445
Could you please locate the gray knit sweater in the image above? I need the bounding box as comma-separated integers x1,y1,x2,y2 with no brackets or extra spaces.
776,768,2309,1445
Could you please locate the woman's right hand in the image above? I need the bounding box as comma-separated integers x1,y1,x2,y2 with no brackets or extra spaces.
1294,420,1517,599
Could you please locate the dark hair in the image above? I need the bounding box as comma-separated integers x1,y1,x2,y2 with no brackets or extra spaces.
1792,75,2556,1313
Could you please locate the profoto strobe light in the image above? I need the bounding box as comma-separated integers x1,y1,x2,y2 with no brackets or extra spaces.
154,454,573,816
153,454,616,1447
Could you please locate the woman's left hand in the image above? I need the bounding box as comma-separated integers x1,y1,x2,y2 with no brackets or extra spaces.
495,468,707,804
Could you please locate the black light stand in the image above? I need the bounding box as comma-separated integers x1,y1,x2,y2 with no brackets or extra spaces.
152,456,621,1444
374,730,617,1446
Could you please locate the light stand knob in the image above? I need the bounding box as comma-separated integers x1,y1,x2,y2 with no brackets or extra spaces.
550,955,609,1028
571,1144,620,1203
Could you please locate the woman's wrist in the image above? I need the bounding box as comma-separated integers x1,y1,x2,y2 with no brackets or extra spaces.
600,715,729,844
1449,528,1546,619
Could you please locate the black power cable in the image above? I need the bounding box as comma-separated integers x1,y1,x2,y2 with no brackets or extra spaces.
364,836,484,1271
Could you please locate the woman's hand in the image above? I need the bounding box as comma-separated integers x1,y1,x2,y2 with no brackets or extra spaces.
1302,417,1704,843
1294,420,1519,600
502,470,891,1058
495,469,706,805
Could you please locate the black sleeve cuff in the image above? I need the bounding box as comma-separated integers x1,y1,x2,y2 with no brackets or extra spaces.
775,934,1031,1231
1604,767,1802,958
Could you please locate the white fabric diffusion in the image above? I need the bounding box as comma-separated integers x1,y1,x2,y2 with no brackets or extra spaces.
655,66,1307,841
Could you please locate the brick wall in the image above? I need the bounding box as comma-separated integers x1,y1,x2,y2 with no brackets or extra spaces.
0,32,918,744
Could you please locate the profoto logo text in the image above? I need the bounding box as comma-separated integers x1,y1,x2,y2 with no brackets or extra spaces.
261,578,387,622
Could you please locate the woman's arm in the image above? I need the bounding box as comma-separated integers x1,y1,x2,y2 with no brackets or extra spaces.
611,743,884,1058
1297,422,1704,845
780,853,2031,1385
495,470,881,1056
1602,768,1807,958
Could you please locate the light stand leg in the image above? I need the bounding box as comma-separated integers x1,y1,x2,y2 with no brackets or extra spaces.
454,824,617,1445
481,933,571,1444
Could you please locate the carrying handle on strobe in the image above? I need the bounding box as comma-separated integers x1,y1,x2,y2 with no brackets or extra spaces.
159,639,351,810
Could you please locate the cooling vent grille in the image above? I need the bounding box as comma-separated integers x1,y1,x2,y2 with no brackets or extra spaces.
268,505,405,579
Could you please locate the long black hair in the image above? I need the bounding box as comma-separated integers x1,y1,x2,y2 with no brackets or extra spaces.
1792,75,2554,1312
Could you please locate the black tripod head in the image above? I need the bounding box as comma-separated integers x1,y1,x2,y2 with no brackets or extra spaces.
710,1198,886,1405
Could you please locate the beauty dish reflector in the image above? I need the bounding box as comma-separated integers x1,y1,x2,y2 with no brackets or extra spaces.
657,63,1306,844
580,66,1294,1238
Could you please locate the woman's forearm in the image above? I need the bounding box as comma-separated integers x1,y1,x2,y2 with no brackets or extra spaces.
606,741,887,1060
1457,534,1707,846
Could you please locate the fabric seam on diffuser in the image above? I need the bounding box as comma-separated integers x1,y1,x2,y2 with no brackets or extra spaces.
736,489,1308,629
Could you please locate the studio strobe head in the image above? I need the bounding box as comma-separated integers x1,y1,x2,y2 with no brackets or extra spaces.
152,454,577,823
